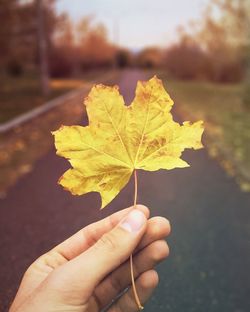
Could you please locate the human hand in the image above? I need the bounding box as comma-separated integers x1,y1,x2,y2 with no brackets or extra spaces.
10,205,170,312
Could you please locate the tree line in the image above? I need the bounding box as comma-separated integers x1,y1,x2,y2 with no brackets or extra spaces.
0,0,249,84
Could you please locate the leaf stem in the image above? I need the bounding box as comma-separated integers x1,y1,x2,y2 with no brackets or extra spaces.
130,170,144,310
133,169,138,207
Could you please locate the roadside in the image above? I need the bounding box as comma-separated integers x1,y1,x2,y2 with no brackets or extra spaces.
0,70,108,124
0,70,121,198
2,69,250,197
156,74,250,193
1,69,250,312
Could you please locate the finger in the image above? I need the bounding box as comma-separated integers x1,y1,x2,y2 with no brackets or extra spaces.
54,204,150,260
134,216,170,254
59,209,148,298
109,270,159,312
94,239,168,308
93,217,170,308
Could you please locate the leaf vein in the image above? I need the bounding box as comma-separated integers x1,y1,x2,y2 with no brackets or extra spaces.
75,128,130,167
103,101,132,165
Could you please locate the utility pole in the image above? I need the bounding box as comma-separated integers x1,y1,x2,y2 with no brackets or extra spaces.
112,18,120,70
36,0,50,96
243,1,250,109
113,18,120,47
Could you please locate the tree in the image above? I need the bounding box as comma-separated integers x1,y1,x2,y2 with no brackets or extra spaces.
197,0,249,82
0,0,17,67
165,36,208,80
1,0,59,92
136,47,164,68
76,17,116,69
36,0,50,95
165,0,249,82
49,13,76,77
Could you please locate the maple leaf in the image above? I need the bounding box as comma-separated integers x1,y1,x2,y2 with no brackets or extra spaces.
53,76,204,208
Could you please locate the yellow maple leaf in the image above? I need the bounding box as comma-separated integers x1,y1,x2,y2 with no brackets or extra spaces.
53,76,204,208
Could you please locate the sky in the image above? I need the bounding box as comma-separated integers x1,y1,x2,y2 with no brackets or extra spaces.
56,0,209,50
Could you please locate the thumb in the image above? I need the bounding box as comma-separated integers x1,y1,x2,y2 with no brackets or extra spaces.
62,208,147,295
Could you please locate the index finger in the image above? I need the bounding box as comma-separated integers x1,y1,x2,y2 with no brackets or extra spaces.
54,205,150,260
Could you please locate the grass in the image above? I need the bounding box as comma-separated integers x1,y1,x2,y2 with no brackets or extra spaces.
0,70,107,124
158,76,250,191
0,69,120,197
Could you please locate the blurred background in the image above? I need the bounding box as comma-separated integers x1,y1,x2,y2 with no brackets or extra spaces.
0,0,250,311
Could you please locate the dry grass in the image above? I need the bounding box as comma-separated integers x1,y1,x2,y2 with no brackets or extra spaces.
0,71,107,123
159,76,250,191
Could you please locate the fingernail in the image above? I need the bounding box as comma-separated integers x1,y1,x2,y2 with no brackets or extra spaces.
120,209,146,233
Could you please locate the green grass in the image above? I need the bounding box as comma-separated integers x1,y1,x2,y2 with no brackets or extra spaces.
160,77,250,190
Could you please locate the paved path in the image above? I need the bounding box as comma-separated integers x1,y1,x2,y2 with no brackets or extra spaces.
1,70,250,311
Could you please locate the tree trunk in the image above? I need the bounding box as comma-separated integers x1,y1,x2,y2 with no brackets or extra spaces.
36,0,50,96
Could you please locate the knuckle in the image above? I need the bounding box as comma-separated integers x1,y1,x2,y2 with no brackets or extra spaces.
24,251,55,277
151,240,169,262
84,224,100,248
142,270,159,289
152,217,171,237
150,221,163,238
95,231,118,253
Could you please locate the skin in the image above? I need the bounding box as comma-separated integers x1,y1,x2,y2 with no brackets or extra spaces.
10,205,171,312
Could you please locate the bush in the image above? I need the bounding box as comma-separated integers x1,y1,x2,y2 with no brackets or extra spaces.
165,43,208,80
165,41,244,83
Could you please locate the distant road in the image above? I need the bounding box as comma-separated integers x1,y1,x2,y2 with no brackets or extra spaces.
1,69,250,311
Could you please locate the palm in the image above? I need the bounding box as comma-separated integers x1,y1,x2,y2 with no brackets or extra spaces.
10,207,170,312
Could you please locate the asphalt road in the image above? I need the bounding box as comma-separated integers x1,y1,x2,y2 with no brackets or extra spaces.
1,70,250,311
